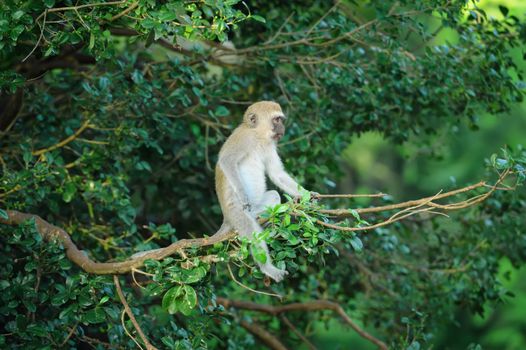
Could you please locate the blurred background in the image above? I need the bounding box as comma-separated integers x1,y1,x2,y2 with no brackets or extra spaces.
314,0,526,348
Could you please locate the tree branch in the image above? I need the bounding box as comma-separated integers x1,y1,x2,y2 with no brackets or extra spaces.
217,298,388,350
0,210,235,274
32,119,92,156
114,275,158,350
239,319,289,350
0,172,515,275
280,315,317,350
318,175,507,218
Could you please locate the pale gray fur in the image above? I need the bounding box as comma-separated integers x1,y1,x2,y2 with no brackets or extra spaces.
215,101,306,282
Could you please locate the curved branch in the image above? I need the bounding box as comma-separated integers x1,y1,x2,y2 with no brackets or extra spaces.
319,180,489,217
32,119,92,156
239,319,288,350
0,210,235,274
217,298,388,350
0,172,514,275
280,315,317,350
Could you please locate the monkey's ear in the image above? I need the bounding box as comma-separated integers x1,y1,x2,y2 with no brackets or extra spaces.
247,113,257,128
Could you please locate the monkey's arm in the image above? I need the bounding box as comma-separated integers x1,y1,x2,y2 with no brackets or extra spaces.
266,149,304,197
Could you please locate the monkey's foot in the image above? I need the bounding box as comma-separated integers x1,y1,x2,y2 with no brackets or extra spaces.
260,264,289,283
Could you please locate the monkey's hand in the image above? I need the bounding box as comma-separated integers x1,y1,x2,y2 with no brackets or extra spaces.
293,191,320,204
310,191,321,201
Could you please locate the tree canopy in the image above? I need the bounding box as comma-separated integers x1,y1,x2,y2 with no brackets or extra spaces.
1,0,525,349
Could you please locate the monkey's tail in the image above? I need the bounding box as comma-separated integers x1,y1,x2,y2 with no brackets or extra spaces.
213,221,233,238
132,222,233,258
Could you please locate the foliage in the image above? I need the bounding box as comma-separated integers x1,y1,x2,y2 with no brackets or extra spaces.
1,0,526,349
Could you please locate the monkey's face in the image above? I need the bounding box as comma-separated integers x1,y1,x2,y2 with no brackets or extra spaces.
271,114,286,141
243,101,287,141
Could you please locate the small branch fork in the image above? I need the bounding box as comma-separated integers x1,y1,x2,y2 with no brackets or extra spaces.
217,297,388,350
0,171,516,275
32,119,93,156
316,169,513,233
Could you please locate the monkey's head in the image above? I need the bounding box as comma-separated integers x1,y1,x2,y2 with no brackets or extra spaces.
243,101,286,142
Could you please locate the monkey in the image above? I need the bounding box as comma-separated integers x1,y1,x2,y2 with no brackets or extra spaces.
215,101,315,282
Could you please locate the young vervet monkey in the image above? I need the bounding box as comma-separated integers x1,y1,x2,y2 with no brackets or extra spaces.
215,101,315,282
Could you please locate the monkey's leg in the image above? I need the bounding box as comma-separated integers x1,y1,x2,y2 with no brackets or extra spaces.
250,190,289,282
251,190,281,216
225,203,288,282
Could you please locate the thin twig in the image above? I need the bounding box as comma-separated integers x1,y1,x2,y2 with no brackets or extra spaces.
32,119,92,156
110,1,139,21
36,0,126,21
306,0,341,36
114,275,158,350
22,10,47,62
227,263,282,299
281,315,317,350
320,180,487,216
264,12,295,45
318,193,386,199
60,322,79,347
121,308,143,350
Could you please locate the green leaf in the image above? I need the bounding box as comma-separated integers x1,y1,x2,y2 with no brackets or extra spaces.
26,324,47,337
51,292,69,306
287,233,300,245
83,307,106,324
178,285,197,315
251,15,266,23
287,224,300,231
161,336,176,348
62,182,77,203
12,11,24,20
88,32,95,50
349,209,361,221
145,30,155,48
162,285,197,315
215,105,230,117
499,5,509,17
136,161,152,172
183,266,207,284
159,11,177,22
0,209,8,220
350,236,363,252
170,266,208,284
407,341,421,350
162,285,184,314
274,204,288,214
252,244,267,264
23,150,32,164
190,124,200,136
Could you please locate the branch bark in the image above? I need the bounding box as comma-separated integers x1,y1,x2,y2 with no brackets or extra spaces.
217,298,388,350
0,173,513,275
0,210,234,274
239,319,289,350
319,180,494,217
114,275,158,350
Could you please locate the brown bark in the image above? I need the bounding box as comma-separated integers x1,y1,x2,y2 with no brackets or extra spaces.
0,210,235,274
217,298,388,350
